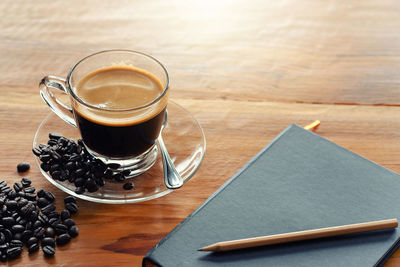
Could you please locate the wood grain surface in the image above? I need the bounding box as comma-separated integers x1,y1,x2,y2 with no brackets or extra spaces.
1,0,400,266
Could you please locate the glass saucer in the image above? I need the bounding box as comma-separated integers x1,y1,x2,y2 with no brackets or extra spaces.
32,100,206,204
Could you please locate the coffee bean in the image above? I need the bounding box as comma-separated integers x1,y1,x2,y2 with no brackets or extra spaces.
49,133,62,140
68,225,79,238
55,224,68,235
107,163,121,169
113,173,125,182
60,210,70,221
44,227,55,238
75,168,85,177
2,217,15,227
56,233,71,246
16,198,28,209
27,236,38,247
2,187,11,194
6,246,22,259
3,229,12,242
40,163,50,172
38,214,49,226
121,169,131,176
37,197,49,208
7,191,17,199
74,178,85,187
21,230,33,243
32,220,42,230
20,202,35,217
47,211,59,220
33,227,45,239
74,186,85,195
17,162,30,173
32,148,42,156
65,161,76,171
13,233,22,241
0,243,8,250
47,139,57,146
65,203,78,215
13,183,23,192
28,243,39,254
50,164,60,172
48,218,59,227
63,218,75,228
29,211,38,222
36,189,45,198
39,154,51,164
6,200,17,211
51,170,61,180
42,245,55,257
123,182,134,190
11,224,25,233
20,178,31,187
23,187,35,194
64,196,76,204
104,169,113,180
9,240,23,248
25,193,37,201
41,204,56,215
44,192,55,202
85,179,98,193
41,237,55,247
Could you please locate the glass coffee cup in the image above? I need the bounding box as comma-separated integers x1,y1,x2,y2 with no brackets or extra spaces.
39,50,169,176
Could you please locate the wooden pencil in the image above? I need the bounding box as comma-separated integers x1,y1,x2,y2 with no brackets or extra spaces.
199,218,398,252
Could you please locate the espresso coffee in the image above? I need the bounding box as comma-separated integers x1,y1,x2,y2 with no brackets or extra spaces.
73,65,167,158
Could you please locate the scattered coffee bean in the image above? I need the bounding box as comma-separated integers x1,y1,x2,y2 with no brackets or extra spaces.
36,189,45,198
41,204,56,215
32,148,42,157
55,224,68,235
37,198,50,208
9,240,23,248
42,245,55,257
65,203,78,215
64,196,76,204
28,243,39,254
60,210,70,221
20,178,31,187
74,186,85,195
17,162,30,173
13,183,23,192
6,246,22,259
63,218,75,228
23,187,35,194
68,226,79,238
44,227,55,238
121,169,131,176
0,179,80,261
107,163,121,169
41,237,55,247
49,133,62,140
56,233,71,246
43,191,55,203
123,182,134,190
27,237,38,247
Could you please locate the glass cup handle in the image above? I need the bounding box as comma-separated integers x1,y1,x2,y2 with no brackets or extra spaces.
39,76,77,127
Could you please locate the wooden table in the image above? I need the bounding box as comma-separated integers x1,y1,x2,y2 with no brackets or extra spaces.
2,0,400,266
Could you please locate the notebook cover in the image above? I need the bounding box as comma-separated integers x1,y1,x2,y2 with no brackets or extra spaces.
143,124,400,267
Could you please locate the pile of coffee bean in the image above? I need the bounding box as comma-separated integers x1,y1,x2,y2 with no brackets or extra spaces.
0,175,79,261
33,133,134,194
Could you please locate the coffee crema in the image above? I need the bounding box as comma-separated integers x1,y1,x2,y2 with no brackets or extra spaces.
72,65,168,158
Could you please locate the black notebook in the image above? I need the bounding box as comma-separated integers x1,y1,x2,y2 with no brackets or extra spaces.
143,124,400,267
